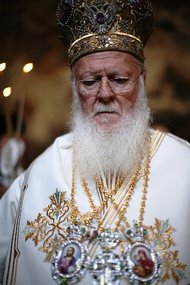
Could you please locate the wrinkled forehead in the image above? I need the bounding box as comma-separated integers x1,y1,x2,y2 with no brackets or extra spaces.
72,51,142,77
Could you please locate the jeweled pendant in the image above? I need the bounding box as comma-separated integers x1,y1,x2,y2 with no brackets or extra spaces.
123,241,161,284
51,221,91,284
89,250,123,285
123,224,162,284
52,239,89,284
89,227,123,285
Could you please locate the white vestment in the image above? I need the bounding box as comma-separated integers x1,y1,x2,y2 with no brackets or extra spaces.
0,129,190,285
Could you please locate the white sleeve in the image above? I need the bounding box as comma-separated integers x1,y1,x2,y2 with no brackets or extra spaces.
0,173,24,284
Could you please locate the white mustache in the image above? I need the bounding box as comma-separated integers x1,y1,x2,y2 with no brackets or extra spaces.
94,104,119,114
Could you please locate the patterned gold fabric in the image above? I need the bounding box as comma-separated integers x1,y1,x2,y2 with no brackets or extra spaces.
56,0,153,65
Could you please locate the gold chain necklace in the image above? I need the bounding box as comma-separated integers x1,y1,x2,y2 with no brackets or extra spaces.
70,131,151,231
51,131,163,285
114,133,151,230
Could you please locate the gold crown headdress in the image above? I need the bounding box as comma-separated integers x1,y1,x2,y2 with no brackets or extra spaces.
56,0,153,65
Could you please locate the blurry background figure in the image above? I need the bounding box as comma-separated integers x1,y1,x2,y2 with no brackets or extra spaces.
0,111,26,198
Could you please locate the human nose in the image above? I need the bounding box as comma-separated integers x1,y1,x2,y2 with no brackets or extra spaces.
97,78,113,101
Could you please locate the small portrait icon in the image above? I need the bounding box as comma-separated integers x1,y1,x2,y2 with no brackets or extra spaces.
131,246,154,278
58,244,81,275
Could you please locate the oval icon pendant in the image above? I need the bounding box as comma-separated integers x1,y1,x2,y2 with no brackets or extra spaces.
123,241,162,284
52,239,88,284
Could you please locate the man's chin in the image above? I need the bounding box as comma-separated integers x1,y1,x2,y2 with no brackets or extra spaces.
93,113,122,131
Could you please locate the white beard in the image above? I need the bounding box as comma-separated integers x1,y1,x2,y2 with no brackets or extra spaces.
71,78,151,183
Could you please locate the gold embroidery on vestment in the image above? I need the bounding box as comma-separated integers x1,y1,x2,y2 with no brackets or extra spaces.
146,218,186,284
24,191,186,284
24,189,70,262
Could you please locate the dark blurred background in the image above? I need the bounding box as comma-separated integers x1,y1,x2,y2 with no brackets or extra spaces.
0,0,190,168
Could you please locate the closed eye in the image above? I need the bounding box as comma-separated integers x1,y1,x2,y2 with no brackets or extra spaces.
110,77,130,85
80,79,98,87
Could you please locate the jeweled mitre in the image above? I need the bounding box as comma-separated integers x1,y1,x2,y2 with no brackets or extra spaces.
56,0,153,65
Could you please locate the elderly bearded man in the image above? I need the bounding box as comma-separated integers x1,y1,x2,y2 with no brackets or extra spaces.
0,0,190,285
